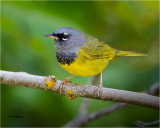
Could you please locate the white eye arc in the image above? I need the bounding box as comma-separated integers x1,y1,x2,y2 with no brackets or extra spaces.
62,33,69,41
62,38,68,41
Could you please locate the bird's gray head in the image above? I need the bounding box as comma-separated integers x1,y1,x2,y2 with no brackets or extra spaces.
45,27,85,53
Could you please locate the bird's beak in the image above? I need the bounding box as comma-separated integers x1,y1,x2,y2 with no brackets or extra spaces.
44,34,58,40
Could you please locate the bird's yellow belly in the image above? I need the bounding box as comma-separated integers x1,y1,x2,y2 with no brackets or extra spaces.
59,57,108,77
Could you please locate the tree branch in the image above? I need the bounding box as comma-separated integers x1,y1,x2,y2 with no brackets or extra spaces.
0,70,159,110
63,82,159,127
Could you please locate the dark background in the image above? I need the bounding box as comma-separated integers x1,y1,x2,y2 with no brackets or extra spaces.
1,1,159,127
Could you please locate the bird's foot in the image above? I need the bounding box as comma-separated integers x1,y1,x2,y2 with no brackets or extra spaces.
59,75,75,95
94,82,103,97
45,76,57,90
59,78,72,95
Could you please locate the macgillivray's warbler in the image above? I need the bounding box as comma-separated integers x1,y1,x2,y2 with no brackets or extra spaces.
45,27,146,95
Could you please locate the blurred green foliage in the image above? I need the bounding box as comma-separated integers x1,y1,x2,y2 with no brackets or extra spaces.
1,1,159,127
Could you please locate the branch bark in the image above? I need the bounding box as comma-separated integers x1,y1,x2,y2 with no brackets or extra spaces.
0,70,159,110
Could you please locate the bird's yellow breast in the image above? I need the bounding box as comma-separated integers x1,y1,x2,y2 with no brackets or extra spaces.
59,50,108,77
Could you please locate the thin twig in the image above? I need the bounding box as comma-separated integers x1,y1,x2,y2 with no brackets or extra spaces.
134,119,160,127
88,103,127,121
0,70,159,110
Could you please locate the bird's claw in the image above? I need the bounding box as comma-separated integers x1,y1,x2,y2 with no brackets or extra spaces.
94,83,103,97
59,79,72,94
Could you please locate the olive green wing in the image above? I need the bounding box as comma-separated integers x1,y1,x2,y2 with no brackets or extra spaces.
79,35,117,60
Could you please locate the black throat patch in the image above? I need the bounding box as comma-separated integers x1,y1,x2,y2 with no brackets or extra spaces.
56,52,77,65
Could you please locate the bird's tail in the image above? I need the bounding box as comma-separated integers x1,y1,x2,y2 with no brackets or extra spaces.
115,50,147,57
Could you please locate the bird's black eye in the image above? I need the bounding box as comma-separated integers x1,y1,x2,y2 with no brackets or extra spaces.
62,33,69,41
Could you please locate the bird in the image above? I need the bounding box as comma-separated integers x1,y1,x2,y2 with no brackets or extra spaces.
45,27,146,95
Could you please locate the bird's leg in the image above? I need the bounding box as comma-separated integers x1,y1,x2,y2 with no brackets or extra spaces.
60,75,75,94
95,72,103,96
